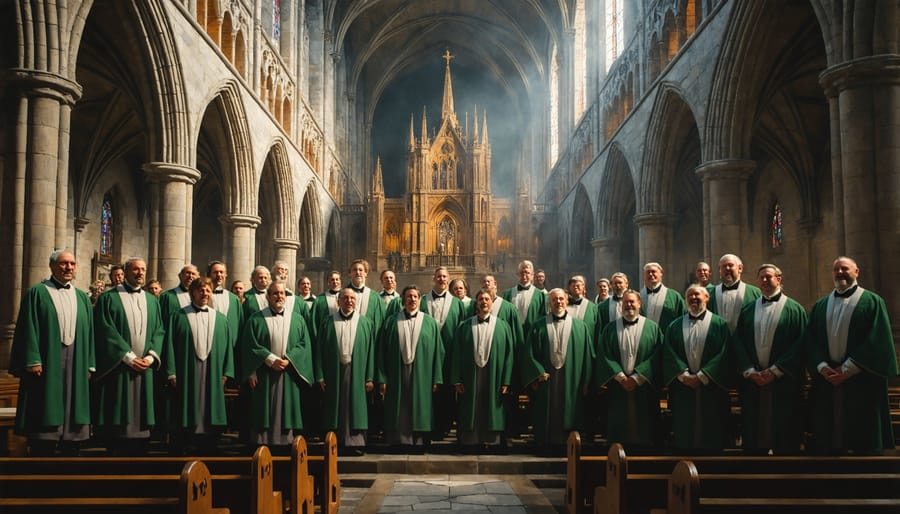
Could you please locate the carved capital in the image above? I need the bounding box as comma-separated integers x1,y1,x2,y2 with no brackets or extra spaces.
142,162,201,185
694,159,755,182
5,68,82,105
272,238,301,251
632,212,674,227
820,55,900,97
218,213,262,229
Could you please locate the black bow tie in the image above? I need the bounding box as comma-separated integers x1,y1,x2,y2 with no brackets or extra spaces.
834,285,858,298
689,311,707,321
647,286,662,295
432,291,447,299
124,285,142,294
517,284,531,291
622,318,639,326
569,297,582,306
381,291,395,297
339,311,354,320
552,314,567,322
193,305,209,313
761,293,782,304
611,295,622,302
328,290,340,295
404,311,418,319
51,279,71,290
477,316,490,324
255,289,266,295
305,296,315,302
272,310,285,316
213,289,224,294
722,282,740,291
349,285,364,294
179,285,189,293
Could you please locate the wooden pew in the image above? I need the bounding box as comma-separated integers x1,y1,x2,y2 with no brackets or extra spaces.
0,459,229,513
0,433,339,514
566,432,900,514
666,459,900,514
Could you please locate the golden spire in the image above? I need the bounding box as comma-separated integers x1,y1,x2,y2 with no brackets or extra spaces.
481,110,489,146
373,156,383,193
441,49,455,121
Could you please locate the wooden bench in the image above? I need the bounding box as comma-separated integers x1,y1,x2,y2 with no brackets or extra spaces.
566,432,900,514
0,459,229,513
665,459,900,514
0,433,340,514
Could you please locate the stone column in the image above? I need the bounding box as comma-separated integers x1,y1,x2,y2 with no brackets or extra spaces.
591,237,621,280
695,159,755,261
633,212,673,267
820,55,900,339
218,213,261,284
143,163,201,286
272,238,300,287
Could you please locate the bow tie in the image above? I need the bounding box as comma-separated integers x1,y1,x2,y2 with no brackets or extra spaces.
381,291,395,297
761,293,782,304
611,295,622,302
722,282,740,291
689,311,707,321
213,289,224,294
255,289,266,295
349,285,364,294
622,318,639,326
432,291,447,299
51,279,71,290
339,311,354,320
124,285,142,294
403,311,418,320
517,284,531,291
192,305,209,313
834,285,858,298
305,296,315,302
569,297,582,305
647,286,662,295
272,310,285,316
552,314,567,322
178,285,189,293
328,290,340,295
477,316,490,324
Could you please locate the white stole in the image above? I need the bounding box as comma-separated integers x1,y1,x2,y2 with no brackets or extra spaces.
355,287,372,317
333,311,360,365
253,290,270,310
716,282,746,332
566,298,588,320
513,286,536,324
397,311,424,365
608,297,623,323
211,288,230,316
263,307,292,358
616,316,646,375
185,306,216,361
471,316,497,368
428,292,452,328
682,312,712,373
490,297,504,317
753,295,787,368
324,291,339,316
117,285,148,355
44,280,77,345
171,287,191,309
546,315,573,370
641,285,668,324
825,286,864,362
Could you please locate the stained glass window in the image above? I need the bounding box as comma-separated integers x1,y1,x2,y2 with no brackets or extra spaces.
273,0,281,41
770,203,783,248
606,0,624,71
100,193,114,257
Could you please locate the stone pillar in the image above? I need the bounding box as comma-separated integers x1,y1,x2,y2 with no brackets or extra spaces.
143,163,201,286
272,238,300,287
820,55,900,339
633,212,673,267
218,213,261,284
695,159,755,261
591,237,621,281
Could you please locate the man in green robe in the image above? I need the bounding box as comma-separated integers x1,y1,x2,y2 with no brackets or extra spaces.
567,275,602,439
733,264,807,453
707,254,761,332
450,278,473,317
639,262,686,332
521,289,592,450
596,290,663,448
297,275,317,313
93,257,166,455
241,281,315,449
158,265,199,326
806,256,898,452
420,266,466,438
596,272,629,337
452,289,514,449
662,284,732,451
347,259,386,332
207,261,243,351
316,288,375,454
377,285,445,448
379,270,402,318
502,260,547,332
242,265,272,320
164,277,234,453
482,273,527,435
10,250,94,456
309,270,343,340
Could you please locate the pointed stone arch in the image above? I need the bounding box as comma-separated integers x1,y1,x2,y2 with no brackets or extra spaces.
299,180,325,258
595,143,638,281
570,183,593,271
255,140,298,267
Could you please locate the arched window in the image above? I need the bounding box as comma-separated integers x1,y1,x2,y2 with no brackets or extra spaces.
573,0,587,121
549,44,560,167
605,0,624,71
770,203,783,248
273,0,281,42
100,193,114,258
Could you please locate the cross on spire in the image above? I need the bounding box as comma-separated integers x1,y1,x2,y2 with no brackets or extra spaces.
443,49,454,67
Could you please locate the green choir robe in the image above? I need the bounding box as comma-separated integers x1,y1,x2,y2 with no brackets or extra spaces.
164,306,234,428
521,316,592,443
733,296,807,451
241,308,315,432
503,285,547,331
211,289,243,350
377,312,445,432
707,282,762,331
93,287,166,427
308,291,340,340
663,312,732,450
640,286,686,334
158,286,190,326
806,289,898,451
10,282,95,434
595,297,622,340
451,316,515,433
353,286,386,333
596,317,663,446
420,293,465,375
492,297,526,389
315,313,376,431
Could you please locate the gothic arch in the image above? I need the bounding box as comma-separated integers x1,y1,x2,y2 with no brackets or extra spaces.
255,140,298,266
570,183,593,270
596,143,638,281
299,181,325,258
640,83,701,213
